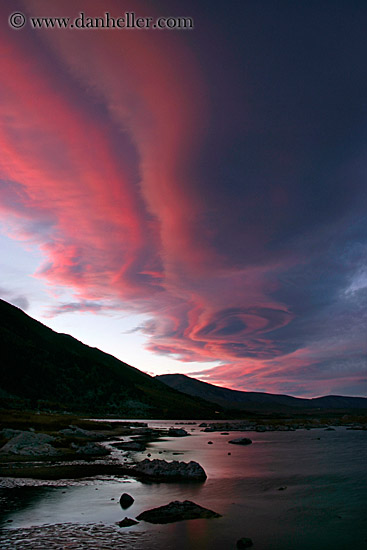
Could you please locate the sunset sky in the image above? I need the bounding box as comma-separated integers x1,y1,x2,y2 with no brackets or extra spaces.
1,0,366,397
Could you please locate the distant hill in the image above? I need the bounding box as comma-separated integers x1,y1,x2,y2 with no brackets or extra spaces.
157,374,367,413
0,299,222,418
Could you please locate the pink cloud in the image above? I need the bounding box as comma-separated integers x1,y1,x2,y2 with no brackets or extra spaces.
0,7,297,384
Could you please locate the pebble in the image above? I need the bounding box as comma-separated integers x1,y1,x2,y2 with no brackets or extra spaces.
0,523,147,549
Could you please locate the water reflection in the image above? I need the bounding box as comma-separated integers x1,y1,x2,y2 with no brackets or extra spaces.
0,487,52,527
1,426,367,550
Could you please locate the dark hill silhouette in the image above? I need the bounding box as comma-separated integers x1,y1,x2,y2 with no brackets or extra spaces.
156,374,367,413
0,299,221,418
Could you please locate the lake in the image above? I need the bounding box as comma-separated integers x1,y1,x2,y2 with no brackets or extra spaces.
1,421,366,549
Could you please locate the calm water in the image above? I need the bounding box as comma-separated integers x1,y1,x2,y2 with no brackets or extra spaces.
1,422,367,550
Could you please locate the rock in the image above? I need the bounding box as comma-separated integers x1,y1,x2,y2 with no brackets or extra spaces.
59,425,97,438
136,500,221,524
229,438,252,446
0,431,59,456
70,442,108,456
119,493,134,509
1,428,22,439
199,423,207,427
167,428,190,437
113,441,145,451
132,458,207,481
278,486,287,491
131,427,153,435
207,441,213,444
221,432,229,435
324,427,335,431
236,537,253,548
117,517,139,527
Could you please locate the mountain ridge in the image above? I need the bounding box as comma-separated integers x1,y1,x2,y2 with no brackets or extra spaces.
156,374,367,412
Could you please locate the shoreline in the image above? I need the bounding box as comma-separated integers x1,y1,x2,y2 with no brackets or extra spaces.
1,412,366,482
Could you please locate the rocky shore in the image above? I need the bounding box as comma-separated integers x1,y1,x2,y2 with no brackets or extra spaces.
0,425,207,483
0,415,165,481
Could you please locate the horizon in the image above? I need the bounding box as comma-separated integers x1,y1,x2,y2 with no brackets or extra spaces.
4,294,367,401
1,1,366,399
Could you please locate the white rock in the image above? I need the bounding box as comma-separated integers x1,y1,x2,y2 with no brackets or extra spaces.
0,431,59,456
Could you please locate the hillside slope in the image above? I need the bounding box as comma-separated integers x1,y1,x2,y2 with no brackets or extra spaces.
0,299,221,418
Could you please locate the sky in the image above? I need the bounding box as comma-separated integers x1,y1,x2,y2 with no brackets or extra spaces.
0,0,366,397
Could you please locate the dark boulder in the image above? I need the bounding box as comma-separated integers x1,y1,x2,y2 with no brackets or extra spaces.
119,493,134,509
132,458,207,482
136,500,221,524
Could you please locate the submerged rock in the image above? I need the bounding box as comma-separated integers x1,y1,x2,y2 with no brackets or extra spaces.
132,458,207,481
228,438,252,446
167,428,190,437
236,537,253,548
117,517,138,527
119,493,134,509
136,500,221,524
